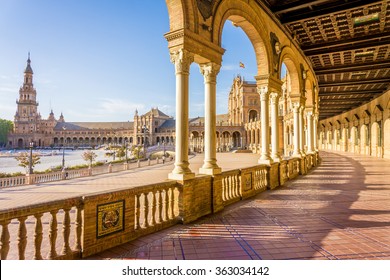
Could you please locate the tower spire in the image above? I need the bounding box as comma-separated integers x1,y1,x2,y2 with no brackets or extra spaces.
25,52,33,74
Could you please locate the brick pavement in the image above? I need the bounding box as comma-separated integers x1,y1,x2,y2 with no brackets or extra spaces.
88,151,390,260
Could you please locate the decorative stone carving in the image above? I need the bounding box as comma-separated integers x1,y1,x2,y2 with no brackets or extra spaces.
258,86,269,101
170,49,194,75
196,0,216,21
270,32,282,74
200,62,220,83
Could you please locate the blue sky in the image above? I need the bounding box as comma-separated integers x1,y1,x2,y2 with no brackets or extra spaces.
0,0,259,122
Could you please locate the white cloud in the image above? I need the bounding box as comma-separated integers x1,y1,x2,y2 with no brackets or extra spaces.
97,98,144,114
221,64,240,71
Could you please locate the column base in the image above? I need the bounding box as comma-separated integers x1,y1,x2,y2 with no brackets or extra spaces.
199,167,222,175
168,172,195,181
292,152,302,158
271,154,282,162
258,158,273,165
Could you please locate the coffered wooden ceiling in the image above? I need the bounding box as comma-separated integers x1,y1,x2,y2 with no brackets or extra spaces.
262,0,390,120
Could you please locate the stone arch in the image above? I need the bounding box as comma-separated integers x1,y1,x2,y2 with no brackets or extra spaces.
165,0,193,32
232,131,241,147
279,48,302,98
18,138,24,148
213,1,271,76
248,109,258,122
304,76,315,108
384,119,390,159
350,126,358,153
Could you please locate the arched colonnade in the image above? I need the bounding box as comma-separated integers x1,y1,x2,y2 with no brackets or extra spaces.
165,0,318,180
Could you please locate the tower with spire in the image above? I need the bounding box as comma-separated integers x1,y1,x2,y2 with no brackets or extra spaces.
13,53,40,136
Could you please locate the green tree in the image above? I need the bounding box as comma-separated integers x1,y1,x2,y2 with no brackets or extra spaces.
131,146,145,160
14,152,41,173
0,119,13,147
82,151,98,166
116,146,126,160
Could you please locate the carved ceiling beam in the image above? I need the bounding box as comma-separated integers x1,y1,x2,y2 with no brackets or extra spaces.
319,78,390,87
280,0,382,24
314,61,390,74
302,34,390,56
318,90,383,96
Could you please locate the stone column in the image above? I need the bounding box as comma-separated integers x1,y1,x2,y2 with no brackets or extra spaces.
270,92,281,161
313,113,319,151
258,86,272,164
299,106,306,156
283,123,289,157
307,111,314,153
199,63,221,175
292,103,301,157
168,49,195,180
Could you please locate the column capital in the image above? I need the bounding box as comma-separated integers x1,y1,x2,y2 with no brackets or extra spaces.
199,62,221,83
170,49,194,75
292,102,301,113
258,86,269,101
269,92,280,104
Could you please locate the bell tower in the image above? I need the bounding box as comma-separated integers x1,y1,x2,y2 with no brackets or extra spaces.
14,53,39,134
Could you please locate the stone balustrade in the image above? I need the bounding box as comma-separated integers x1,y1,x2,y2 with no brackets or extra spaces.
0,198,83,260
0,158,168,189
0,175,26,188
0,153,319,259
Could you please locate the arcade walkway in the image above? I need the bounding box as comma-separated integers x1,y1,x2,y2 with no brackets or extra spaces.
89,151,390,260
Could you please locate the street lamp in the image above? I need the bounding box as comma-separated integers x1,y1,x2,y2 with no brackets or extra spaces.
125,140,128,163
163,139,166,157
28,141,34,174
62,127,67,169
142,125,149,158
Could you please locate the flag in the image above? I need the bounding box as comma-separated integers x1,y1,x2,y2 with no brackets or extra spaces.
239,61,245,68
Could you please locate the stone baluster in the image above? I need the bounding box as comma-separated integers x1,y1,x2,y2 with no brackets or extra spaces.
48,210,58,259
34,213,43,260
75,205,83,251
61,208,71,256
143,193,149,228
164,188,169,222
157,190,163,224
169,188,174,219
135,194,141,229
150,191,156,226
17,216,27,260
0,220,10,260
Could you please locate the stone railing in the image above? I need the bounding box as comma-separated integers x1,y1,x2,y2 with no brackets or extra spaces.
0,153,319,259
219,169,241,206
0,197,83,260
0,175,26,188
0,157,172,189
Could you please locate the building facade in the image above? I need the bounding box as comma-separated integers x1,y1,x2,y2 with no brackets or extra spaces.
9,57,283,152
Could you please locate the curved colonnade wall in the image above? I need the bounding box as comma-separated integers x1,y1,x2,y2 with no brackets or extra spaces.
319,89,390,159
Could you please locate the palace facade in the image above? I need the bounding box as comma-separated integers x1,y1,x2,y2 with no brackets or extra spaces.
8,56,291,153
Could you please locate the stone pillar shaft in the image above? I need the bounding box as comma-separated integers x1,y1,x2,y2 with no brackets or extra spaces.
270,92,281,161
293,103,301,157
307,112,314,153
299,106,306,155
168,49,195,180
199,63,221,175
259,86,272,164
313,114,318,151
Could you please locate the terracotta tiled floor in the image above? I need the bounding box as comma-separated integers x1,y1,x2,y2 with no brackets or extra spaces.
89,151,390,260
